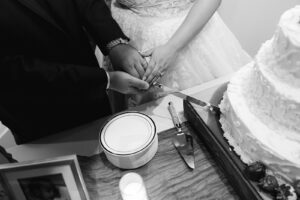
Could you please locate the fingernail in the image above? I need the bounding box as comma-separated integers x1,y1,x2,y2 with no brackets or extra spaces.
142,76,146,81
144,83,149,90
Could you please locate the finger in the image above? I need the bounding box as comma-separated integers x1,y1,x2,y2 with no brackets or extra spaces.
143,59,156,81
126,65,140,78
149,75,161,86
130,76,149,90
141,58,148,71
140,49,153,57
150,67,166,86
134,62,145,79
145,64,159,83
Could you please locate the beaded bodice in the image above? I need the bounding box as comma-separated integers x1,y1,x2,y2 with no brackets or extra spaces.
116,0,194,17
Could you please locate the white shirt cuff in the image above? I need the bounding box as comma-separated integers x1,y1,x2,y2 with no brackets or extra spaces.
105,71,110,89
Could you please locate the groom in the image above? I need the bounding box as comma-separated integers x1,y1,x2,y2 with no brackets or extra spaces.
0,0,148,144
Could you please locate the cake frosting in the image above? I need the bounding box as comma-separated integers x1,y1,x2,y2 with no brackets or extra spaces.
219,6,300,182
270,6,300,87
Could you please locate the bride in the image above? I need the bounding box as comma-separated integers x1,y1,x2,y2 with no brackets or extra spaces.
104,0,251,107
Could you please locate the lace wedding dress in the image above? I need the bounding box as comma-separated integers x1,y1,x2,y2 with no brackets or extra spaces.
104,0,252,106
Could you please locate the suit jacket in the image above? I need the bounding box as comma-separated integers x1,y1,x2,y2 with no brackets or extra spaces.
0,0,128,144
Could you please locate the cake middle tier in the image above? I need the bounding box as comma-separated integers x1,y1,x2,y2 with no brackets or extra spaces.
219,62,300,181
243,58,300,141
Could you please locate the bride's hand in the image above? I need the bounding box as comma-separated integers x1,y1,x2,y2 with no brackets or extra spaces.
141,44,178,84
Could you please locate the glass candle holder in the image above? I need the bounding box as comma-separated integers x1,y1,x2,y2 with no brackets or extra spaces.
119,172,149,200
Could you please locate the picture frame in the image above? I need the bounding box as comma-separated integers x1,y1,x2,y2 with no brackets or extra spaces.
0,154,90,200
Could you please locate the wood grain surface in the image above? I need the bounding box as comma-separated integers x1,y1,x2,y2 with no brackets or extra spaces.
78,123,239,200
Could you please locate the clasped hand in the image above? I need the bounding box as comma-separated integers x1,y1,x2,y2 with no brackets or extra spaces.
108,43,177,94
109,43,147,79
108,44,148,95
141,44,178,85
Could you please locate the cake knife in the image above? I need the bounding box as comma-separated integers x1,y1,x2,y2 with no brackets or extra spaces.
154,82,220,114
168,101,195,169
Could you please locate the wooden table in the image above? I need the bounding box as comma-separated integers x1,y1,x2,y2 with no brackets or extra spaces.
6,74,239,199
78,123,238,200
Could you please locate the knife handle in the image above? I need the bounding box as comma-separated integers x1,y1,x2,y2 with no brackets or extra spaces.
168,102,182,129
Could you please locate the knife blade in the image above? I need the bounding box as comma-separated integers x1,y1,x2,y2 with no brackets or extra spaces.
154,82,220,115
168,101,195,169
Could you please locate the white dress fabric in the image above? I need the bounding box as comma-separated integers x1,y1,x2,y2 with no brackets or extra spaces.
104,0,252,106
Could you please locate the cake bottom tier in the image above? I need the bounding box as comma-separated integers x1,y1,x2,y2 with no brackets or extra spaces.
219,63,300,181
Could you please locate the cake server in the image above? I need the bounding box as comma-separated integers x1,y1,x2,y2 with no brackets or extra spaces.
168,101,195,169
154,82,220,115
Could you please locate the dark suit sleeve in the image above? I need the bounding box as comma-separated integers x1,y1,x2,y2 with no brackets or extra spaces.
0,55,108,93
73,0,129,55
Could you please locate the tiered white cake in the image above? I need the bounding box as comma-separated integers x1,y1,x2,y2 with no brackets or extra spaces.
219,6,300,181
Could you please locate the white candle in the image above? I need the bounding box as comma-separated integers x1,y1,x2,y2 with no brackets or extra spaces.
119,172,149,200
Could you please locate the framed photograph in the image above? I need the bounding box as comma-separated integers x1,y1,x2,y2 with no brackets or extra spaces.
0,154,90,200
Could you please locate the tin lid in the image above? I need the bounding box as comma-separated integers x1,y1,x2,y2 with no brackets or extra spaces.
100,112,156,155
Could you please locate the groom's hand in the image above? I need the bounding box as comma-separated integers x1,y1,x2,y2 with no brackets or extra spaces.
108,71,149,94
109,44,147,79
